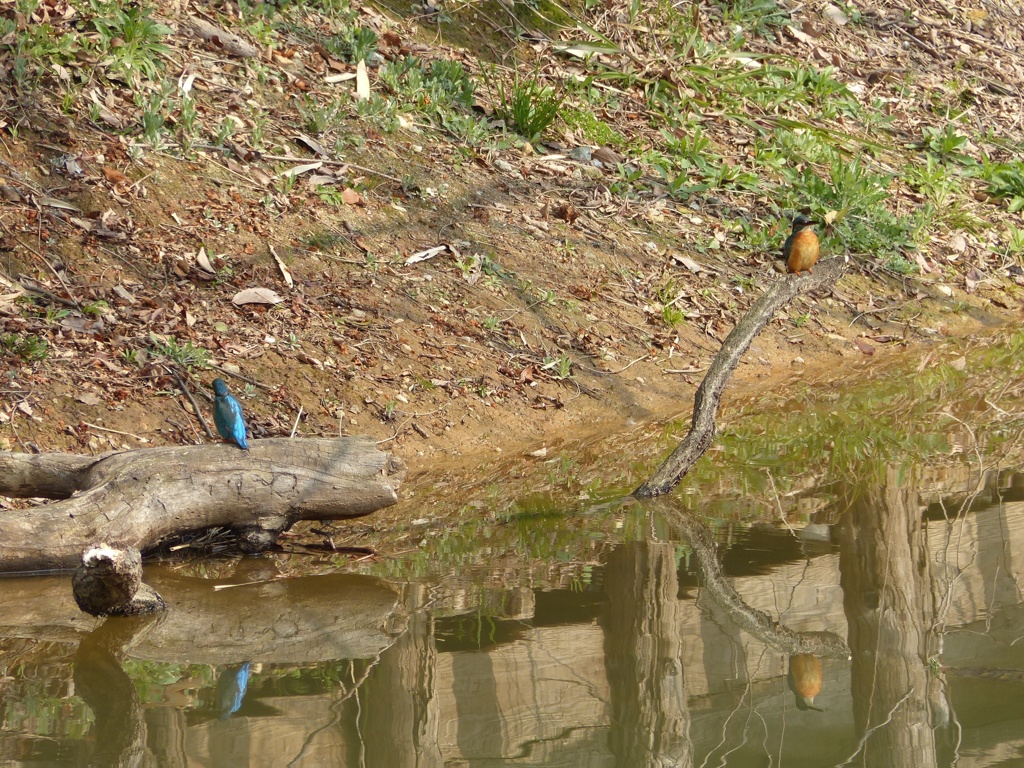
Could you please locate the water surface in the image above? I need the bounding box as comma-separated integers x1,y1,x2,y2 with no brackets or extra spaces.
4,333,1024,767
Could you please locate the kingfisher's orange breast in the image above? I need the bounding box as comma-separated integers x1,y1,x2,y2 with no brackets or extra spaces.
786,228,819,274
788,654,823,699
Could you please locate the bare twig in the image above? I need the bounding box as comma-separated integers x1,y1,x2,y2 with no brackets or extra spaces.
260,153,404,185
211,365,276,392
171,369,214,438
83,423,146,441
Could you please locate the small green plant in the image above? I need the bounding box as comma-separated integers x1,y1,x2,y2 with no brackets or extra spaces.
426,59,475,107
317,186,348,206
563,108,626,147
354,94,401,132
662,304,685,326
298,96,346,135
282,332,302,350
7,4,80,91
792,312,810,328
43,306,70,324
177,95,198,148
919,123,971,162
250,110,268,148
732,275,757,292
487,66,563,143
214,116,237,147
982,159,1024,212
542,354,573,380
312,0,358,14
1004,224,1024,255
323,26,378,63
483,316,501,331
82,300,109,317
716,0,788,37
440,112,491,147
656,279,685,326
245,18,277,47
1,333,48,361
141,102,166,145
661,125,711,165
278,172,298,195
149,334,210,369
883,253,918,275
90,0,172,83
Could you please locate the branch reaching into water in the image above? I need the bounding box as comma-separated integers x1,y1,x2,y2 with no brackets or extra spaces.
634,257,848,498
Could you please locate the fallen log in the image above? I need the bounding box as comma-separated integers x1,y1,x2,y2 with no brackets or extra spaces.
0,437,405,573
634,257,848,497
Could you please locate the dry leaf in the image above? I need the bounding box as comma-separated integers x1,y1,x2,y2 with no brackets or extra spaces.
854,338,875,355
325,72,357,84
786,25,816,46
102,166,129,185
947,233,967,256
270,245,294,287
294,133,329,157
195,247,216,274
38,196,82,212
674,254,705,274
178,70,197,93
553,203,579,223
592,146,623,166
356,59,370,101
297,351,324,369
341,187,364,205
823,4,849,25
406,245,447,265
232,287,284,306
281,161,323,178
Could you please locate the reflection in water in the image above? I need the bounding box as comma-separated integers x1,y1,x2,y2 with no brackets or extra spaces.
360,584,442,767
603,541,691,768
215,663,252,720
837,466,945,767
788,654,823,712
73,617,153,767
7,464,1024,765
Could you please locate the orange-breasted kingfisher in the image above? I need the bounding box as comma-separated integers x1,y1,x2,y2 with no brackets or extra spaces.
783,214,820,274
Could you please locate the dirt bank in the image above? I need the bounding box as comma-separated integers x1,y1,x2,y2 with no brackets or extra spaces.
2,0,1023,518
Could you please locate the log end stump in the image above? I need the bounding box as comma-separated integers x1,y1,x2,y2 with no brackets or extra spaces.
72,545,167,617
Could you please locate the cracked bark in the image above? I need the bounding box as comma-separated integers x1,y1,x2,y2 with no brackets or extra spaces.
0,437,405,573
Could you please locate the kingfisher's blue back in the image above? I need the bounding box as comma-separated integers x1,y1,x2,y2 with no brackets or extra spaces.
212,378,249,450
216,662,252,719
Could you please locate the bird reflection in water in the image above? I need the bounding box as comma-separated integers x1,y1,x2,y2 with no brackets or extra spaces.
788,654,824,712
216,662,253,720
